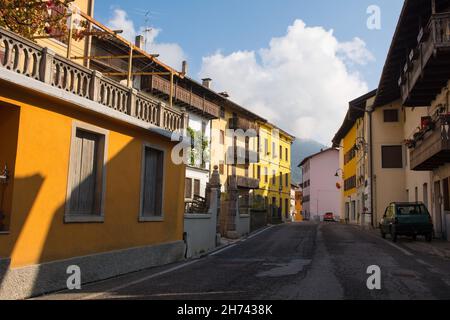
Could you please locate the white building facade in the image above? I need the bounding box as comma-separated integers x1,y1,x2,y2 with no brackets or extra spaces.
300,148,342,221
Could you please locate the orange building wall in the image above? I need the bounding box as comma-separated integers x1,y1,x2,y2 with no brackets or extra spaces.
0,83,185,268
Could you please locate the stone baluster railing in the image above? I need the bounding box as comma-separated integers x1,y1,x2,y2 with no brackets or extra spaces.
0,27,186,134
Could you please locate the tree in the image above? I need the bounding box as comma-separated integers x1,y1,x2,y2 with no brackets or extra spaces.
0,0,87,41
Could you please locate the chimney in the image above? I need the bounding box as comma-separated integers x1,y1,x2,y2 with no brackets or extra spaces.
135,35,145,49
182,60,188,75
202,78,212,89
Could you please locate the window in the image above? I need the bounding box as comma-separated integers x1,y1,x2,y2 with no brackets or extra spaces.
279,145,283,160
344,145,357,164
351,201,356,221
220,107,225,118
272,142,276,158
415,187,418,202
194,179,201,197
279,173,283,187
220,130,225,145
285,148,288,161
257,165,261,179
383,109,399,122
66,125,108,222
285,198,289,218
381,145,403,168
265,167,268,183
423,183,429,208
185,178,192,199
265,139,269,155
344,176,356,191
285,173,289,187
272,170,276,184
140,145,165,221
219,161,225,175
443,178,450,211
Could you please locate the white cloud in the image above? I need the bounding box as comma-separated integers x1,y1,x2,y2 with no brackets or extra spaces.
338,37,375,65
107,9,187,69
199,20,372,145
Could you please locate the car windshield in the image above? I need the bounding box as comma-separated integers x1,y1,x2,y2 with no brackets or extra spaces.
396,204,429,216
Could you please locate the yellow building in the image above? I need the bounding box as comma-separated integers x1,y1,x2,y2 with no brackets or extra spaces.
291,185,303,222
333,90,377,225
210,94,265,237
254,122,295,223
0,1,190,299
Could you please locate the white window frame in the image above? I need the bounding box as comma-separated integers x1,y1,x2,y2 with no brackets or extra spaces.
139,143,166,222
64,121,109,223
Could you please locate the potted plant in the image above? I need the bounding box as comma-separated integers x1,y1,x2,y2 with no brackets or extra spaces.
404,139,416,149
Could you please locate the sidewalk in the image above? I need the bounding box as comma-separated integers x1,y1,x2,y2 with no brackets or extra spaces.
353,223,450,260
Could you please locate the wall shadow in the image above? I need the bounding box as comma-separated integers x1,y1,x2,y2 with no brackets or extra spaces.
0,84,184,298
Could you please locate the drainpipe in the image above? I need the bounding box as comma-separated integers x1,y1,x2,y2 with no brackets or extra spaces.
368,105,375,228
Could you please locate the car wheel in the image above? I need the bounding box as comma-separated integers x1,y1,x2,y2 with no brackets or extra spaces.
391,229,397,242
425,233,432,242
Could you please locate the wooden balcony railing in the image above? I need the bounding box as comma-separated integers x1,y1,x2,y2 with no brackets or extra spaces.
410,115,450,171
227,174,259,190
400,12,450,106
228,117,258,131
146,74,220,118
0,27,186,134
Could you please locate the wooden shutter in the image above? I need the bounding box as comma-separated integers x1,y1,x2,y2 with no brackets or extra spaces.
383,109,399,122
220,130,225,145
69,129,102,215
194,179,200,196
142,147,164,217
443,178,450,211
185,178,192,199
381,145,403,168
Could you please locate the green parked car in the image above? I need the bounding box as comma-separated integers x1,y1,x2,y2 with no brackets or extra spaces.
379,202,433,242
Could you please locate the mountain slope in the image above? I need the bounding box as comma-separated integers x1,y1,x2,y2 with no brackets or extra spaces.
290,138,327,184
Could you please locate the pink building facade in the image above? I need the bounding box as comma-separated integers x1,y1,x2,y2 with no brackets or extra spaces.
300,148,341,221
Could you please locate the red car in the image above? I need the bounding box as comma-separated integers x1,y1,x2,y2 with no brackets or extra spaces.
323,212,335,222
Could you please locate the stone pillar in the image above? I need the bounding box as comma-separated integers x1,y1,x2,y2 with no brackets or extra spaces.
128,88,137,117
226,174,239,239
207,166,222,241
40,47,55,84
89,70,103,102
158,102,165,128
180,107,189,135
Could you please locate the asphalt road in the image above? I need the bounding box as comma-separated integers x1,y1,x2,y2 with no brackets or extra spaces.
37,222,450,300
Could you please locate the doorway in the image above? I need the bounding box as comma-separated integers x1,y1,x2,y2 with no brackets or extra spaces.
434,181,443,237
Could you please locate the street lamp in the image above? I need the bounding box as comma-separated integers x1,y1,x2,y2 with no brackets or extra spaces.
335,168,344,178
355,137,368,153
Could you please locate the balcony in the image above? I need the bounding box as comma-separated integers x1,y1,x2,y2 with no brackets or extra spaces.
236,175,260,190
142,75,220,119
400,13,450,107
227,146,259,164
0,27,186,133
228,117,258,132
410,115,450,171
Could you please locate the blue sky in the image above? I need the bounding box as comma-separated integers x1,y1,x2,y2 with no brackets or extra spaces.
92,0,404,144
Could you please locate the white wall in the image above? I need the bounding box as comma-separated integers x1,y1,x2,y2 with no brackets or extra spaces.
309,149,341,220
184,188,219,258
371,101,406,226
186,167,210,199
